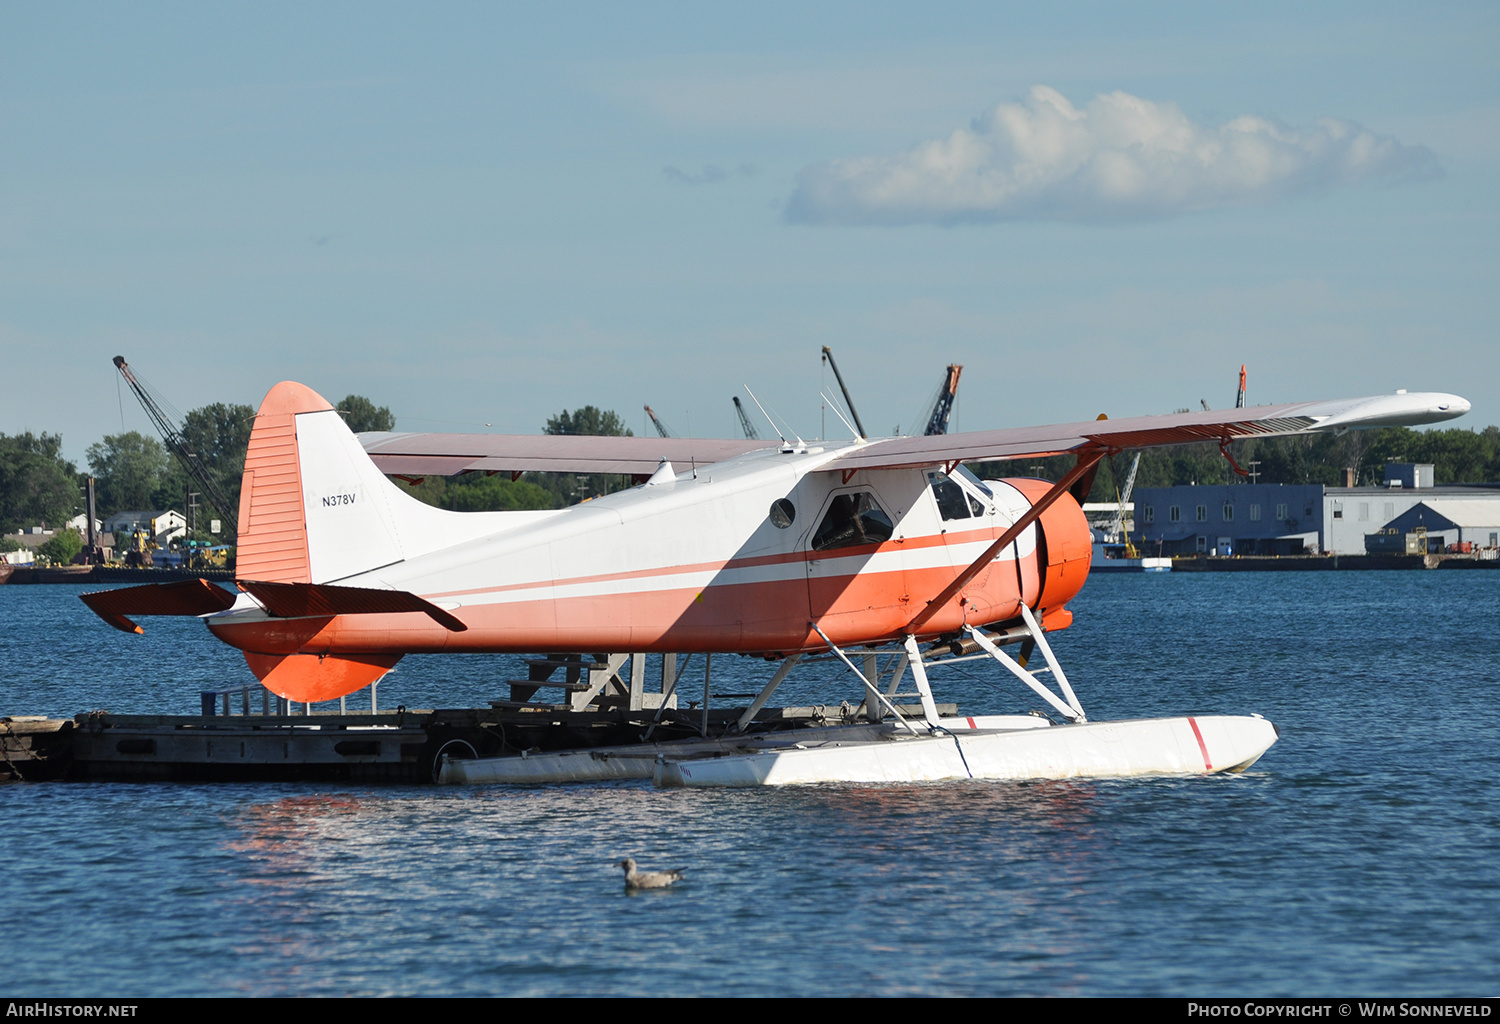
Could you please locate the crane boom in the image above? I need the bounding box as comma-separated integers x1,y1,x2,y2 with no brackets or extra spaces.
1103,452,1141,546
923,364,963,435
112,356,239,536
819,346,867,440
643,405,672,439
732,396,760,440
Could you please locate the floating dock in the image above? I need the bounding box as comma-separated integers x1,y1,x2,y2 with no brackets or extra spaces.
1,701,951,784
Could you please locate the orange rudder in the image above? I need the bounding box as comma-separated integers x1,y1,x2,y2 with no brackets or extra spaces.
235,382,333,584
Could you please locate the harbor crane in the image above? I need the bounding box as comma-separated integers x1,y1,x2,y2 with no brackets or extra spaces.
1102,453,1142,553
922,364,964,436
820,346,868,439
112,355,239,536
643,405,672,439
732,396,760,440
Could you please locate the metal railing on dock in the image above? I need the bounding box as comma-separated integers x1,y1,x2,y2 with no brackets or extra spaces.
201,685,269,717
198,682,382,717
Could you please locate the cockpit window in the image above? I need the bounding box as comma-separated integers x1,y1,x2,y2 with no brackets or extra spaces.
954,463,993,499
812,492,894,552
928,471,984,520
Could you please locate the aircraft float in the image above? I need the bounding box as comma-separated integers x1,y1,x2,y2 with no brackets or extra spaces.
82,380,1469,786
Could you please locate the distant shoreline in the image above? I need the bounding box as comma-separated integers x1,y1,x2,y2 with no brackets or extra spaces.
2,566,235,585
1166,553,1500,571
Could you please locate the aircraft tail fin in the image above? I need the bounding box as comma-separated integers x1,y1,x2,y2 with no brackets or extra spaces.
236,381,331,583
238,381,467,585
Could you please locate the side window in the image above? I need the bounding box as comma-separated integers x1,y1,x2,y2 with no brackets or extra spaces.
812,492,895,552
927,471,975,521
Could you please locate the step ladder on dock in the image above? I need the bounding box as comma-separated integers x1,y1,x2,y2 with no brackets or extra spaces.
499,653,680,712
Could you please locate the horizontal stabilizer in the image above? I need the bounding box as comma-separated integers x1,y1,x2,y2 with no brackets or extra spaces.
80,578,238,634
239,580,468,632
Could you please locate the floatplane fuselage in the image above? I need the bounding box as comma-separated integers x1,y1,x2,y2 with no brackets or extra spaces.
202,383,1090,701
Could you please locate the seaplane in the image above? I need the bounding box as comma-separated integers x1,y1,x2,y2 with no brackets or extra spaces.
80,379,1469,786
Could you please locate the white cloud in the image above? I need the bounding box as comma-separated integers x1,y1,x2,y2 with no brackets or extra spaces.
786,86,1441,225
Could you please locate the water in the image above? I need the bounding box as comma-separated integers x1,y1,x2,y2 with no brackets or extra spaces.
3,574,1498,996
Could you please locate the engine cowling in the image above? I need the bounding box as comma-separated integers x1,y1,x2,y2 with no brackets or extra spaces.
1001,478,1093,630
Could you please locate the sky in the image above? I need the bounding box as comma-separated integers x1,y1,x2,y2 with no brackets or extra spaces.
3,2,1497,464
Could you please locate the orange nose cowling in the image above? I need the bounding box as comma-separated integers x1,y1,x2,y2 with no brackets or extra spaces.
1001,478,1092,631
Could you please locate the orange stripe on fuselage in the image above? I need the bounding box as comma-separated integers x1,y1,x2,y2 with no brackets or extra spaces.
209,557,1039,657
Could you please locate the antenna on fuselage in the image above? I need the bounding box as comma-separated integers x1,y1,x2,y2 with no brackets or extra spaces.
820,391,861,440
743,386,804,449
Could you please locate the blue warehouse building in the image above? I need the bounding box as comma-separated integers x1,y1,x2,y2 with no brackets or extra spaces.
1133,482,1324,556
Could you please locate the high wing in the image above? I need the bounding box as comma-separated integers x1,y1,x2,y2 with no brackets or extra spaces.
359,392,1468,476
824,392,1470,472
359,432,771,478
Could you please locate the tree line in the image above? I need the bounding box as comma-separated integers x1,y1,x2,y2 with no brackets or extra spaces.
0,396,396,541
0,398,636,541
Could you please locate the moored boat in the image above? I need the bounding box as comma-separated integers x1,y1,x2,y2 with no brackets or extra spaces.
1090,539,1172,573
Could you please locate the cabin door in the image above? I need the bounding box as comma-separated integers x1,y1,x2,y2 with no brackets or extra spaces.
804,486,906,641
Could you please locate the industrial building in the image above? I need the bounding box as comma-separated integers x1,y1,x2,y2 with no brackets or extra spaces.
1133,464,1500,556
1365,501,1500,553
102,509,187,547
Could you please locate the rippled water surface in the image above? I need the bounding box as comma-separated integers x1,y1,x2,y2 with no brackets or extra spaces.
3,574,1498,996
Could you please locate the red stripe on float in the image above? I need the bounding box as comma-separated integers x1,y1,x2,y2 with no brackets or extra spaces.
1188,716,1213,771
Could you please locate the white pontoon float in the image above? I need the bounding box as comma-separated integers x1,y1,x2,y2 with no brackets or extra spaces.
439,603,1278,787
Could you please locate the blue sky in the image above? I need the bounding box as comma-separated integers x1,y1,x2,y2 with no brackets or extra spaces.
3,2,1496,462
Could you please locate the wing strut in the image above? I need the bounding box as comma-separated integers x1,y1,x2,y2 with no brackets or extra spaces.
809,623,920,733
962,616,1085,722
1219,437,1251,477
907,448,1107,632
732,653,803,733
